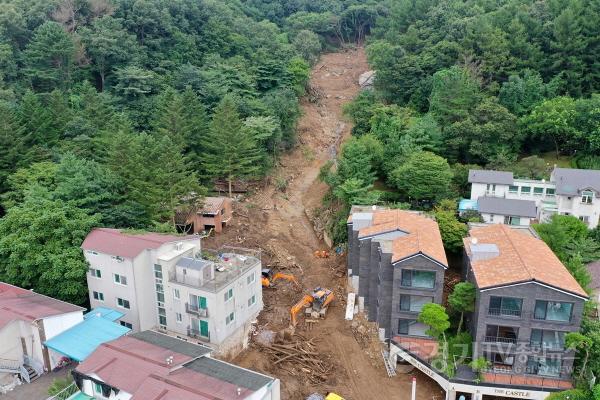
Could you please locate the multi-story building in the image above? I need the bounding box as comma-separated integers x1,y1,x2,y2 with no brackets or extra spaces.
81,228,263,355
463,224,588,382
68,330,280,400
347,207,448,339
465,167,600,228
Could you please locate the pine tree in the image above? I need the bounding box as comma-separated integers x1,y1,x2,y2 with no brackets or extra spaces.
202,96,262,197
0,102,27,193
23,21,76,91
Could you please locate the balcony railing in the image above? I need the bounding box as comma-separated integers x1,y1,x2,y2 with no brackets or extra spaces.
187,326,210,341
487,308,522,318
185,303,208,317
484,336,517,344
530,341,565,351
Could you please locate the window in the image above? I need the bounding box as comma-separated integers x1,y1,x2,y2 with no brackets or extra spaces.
486,184,496,195
398,319,410,335
113,274,127,285
530,329,566,350
534,301,573,322
116,297,130,309
484,351,514,370
401,270,435,289
119,321,132,329
579,215,590,225
86,250,98,256
224,288,234,302
520,186,531,194
246,272,255,285
93,291,104,302
94,382,103,394
159,315,167,326
89,268,102,278
154,264,163,279
546,188,555,196
248,294,256,307
526,356,561,377
582,190,594,204
111,255,124,262
488,297,522,317
503,216,521,226
509,185,518,194
399,295,433,313
484,325,519,343
226,312,235,325
533,187,544,196
176,313,182,323
173,289,180,300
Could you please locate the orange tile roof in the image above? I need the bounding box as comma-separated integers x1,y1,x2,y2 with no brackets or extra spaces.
357,210,448,266
464,224,587,298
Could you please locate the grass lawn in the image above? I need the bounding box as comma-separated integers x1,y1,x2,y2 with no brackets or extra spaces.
536,151,573,168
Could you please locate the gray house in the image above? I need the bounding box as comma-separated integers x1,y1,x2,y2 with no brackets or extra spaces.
463,224,588,381
347,207,448,339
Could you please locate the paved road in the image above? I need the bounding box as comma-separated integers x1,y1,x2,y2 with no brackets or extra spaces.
2,369,73,400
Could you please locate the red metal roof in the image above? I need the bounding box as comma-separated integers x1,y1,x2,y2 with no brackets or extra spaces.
81,228,199,259
77,334,265,399
0,282,83,329
199,197,226,214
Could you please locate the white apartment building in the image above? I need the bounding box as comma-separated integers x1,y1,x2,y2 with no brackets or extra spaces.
81,228,263,355
466,168,600,228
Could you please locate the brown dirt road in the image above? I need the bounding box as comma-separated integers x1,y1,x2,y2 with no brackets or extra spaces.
205,48,444,400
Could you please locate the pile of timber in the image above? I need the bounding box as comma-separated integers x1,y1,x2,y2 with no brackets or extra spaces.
260,337,332,384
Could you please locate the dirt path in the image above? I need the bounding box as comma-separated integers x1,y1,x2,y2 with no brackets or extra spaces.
205,48,444,400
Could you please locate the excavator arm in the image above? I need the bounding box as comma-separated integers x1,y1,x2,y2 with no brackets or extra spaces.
290,295,314,326
272,272,299,286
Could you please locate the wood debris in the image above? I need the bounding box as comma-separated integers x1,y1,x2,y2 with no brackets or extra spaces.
259,337,332,384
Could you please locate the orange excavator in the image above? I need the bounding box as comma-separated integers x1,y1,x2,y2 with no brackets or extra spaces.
290,287,335,326
261,268,299,288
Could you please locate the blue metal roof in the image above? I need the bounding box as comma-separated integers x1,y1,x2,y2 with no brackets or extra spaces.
458,199,478,212
44,314,130,362
84,307,124,322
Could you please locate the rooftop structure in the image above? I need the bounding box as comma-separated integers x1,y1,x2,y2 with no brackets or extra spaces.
73,330,279,400
81,228,197,259
0,282,83,329
552,167,600,195
476,197,537,219
468,170,514,185
464,224,587,298
44,308,130,362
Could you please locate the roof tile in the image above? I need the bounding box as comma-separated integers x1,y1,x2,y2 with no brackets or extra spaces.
465,225,587,297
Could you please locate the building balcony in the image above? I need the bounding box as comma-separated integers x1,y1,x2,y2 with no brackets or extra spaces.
187,326,210,341
487,307,522,318
484,336,518,344
185,303,208,317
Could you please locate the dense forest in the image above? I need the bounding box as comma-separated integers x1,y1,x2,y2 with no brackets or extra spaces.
323,0,600,240
0,0,381,304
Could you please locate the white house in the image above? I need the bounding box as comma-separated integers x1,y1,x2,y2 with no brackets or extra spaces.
0,282,84,391
81,228,263,356
465,168,600,228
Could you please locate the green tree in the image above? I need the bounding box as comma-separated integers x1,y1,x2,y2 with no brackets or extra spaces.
1,161,58,209
566,332,592,381
292,29,321,64
448,282,476,334
390,151,453,203
0,194,100,304
23,21,75,91
106,131,202,226
418,303,450,367
0,102,28,193
533,215,589,261
434,207,468,253
521,97,579,158
498,70,548,116
202,96,262,197
79,16,137,91
429,66,481,127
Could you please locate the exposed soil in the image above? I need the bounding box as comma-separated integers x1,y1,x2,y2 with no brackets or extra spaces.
204,48,444,400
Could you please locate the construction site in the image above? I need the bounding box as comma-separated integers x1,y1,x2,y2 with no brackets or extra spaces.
203,48,444,400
